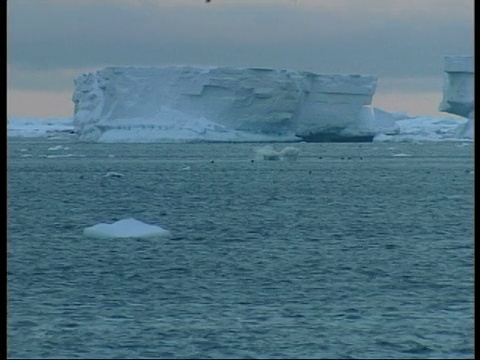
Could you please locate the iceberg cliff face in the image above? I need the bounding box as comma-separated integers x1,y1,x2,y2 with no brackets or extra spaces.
72,66,378,142
439,56,474,119
438,56,474,140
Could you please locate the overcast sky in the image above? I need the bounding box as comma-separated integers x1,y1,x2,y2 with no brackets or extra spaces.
7,0,474,118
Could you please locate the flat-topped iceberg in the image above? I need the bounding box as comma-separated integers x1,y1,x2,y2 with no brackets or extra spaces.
72,66,379,143
438,56,474,140
439,56,474,119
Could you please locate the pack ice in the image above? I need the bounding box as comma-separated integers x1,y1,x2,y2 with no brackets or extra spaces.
72,66,380,143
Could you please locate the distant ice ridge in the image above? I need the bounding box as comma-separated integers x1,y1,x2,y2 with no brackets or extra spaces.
72,66,378,143
373,116,470,142
7,117,74,138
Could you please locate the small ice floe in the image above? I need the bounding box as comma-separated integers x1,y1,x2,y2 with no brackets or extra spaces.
104,171,124,178
46,154,71,158
255,145,281,160
254,145,300,161
47,145,65,151
83,218,171,239
180,166,191,171
43,154,86,158
279,146,300,161
392,153,411,157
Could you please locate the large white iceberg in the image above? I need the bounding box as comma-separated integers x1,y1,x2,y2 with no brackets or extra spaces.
72,66,379,143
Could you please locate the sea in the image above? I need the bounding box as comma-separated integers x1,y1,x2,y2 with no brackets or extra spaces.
7,137,474,359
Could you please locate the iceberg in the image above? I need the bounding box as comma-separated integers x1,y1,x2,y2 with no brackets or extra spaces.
83,218,171,239
72,66,378,143
9,57,473,143
373,115,469,142
374,55,474,142
439,56,474,119
439,55,474,140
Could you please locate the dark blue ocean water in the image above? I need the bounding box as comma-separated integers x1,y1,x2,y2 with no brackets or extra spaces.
7,138,474,359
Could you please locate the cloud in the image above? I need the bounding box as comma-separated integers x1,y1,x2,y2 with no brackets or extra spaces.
8,0,473,76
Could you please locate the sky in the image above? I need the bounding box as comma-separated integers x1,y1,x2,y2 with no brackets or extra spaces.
7,0,474,118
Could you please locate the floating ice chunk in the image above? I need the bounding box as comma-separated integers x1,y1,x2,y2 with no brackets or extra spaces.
83,218,171,239
255,145,300,161
104,171,124,178
279,146,300,160
43,154,86,158
255,145,282,160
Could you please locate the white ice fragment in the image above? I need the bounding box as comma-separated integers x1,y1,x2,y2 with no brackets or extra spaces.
83,218,171,239
104,172,124,178
44,154,86,158
279,146,300,160
255,146,282,160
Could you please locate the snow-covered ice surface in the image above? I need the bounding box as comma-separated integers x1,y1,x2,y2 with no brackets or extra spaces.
83,218,171,239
